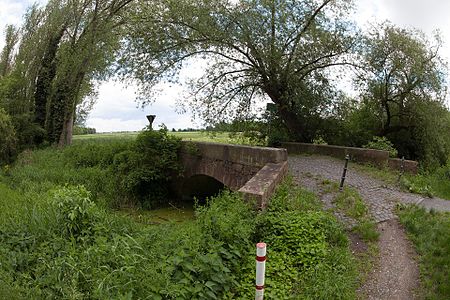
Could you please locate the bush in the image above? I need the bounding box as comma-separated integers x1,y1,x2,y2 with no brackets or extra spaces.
51,186,105,241
0,108,17,164
364,136,398,157
112,127,182,208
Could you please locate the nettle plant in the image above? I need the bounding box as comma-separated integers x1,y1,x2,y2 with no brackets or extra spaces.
52,186,105,240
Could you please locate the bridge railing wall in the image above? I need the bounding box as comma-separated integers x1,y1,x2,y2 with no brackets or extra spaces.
281,142,418,174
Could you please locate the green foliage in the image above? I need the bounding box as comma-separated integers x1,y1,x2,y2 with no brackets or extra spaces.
397,205,450,299
112,127,182,208
234,179,358,299
5,128,184,208
121,0,356,141
356,23,449,165
1,161,359,299
52,186,105,240
0,107,17,164
400,176,434,198
363,136,398,158
334,188,369,220
333,187,379,242
352,220,380,243
73,125,96,135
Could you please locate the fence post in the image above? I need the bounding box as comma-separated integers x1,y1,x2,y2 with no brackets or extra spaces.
397,156,405,182
339,154,350,191
255,243,266,300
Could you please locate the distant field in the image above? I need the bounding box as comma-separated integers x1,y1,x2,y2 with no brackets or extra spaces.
73,131,262,145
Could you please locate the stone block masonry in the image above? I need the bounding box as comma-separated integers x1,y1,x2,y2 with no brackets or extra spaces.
178,141,288,208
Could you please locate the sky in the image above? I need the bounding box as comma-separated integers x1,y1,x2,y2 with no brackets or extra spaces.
1,0,450,132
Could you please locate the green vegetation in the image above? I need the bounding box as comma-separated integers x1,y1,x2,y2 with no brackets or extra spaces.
320,179,379,243
2,0,450,171
0,161,359,299
4,127,183,209
334,187,379,242
74,130,267,146
0,107,17,164
363,136,398,158
400,166,450,200
111,128,182,208
351,161,450,201
397,205,450,299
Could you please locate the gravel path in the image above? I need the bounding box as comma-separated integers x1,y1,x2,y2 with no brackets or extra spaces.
289,155,450,220
287,154,450,300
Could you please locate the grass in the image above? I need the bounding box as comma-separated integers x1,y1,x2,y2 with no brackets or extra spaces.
397,205,450,299
319,179,379,243
74,130,266,146
351,161,450,200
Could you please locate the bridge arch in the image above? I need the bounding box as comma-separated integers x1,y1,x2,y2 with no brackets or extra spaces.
181,174,225,201
174,141,288,208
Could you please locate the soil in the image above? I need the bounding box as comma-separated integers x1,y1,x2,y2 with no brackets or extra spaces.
358,219,420,300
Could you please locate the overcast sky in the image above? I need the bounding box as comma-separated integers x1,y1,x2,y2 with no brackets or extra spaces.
1,0,449,132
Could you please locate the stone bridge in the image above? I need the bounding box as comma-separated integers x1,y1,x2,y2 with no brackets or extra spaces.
175,141,288,208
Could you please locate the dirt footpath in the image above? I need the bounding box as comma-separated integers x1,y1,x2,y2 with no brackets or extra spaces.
288,155,436,299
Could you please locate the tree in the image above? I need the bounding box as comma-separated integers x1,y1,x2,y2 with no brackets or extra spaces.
355,23,449,163
120,0,357,141
0,25,19,77
1,0,133,147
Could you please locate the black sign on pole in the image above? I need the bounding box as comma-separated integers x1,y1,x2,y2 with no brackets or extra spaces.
146,115,156,130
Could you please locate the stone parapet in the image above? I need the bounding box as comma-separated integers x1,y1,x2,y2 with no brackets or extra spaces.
238,161,288,209
281,142,389,167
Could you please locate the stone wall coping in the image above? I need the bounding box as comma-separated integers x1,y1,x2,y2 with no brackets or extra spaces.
238,161,288,208
181,141,288,167
282,142,390,156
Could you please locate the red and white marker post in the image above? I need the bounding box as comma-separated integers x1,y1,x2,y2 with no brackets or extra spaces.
255,242,267,300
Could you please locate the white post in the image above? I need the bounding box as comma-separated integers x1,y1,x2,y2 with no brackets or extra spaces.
255,242,266,300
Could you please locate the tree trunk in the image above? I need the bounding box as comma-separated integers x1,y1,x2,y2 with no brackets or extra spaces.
34,28,65,128
58,110,74,147
265,86,307,142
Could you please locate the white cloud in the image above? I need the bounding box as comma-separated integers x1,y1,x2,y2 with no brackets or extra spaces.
87,80,197,132
1,0,450,131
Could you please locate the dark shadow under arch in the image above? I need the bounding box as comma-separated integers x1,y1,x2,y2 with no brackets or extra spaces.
181,174,225,202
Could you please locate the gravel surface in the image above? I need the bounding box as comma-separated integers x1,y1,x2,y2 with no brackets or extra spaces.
288,154,447,300
289,155,450,218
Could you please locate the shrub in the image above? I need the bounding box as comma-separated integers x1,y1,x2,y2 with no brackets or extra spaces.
112,127,182,208
0,107,17,164
52,186,105,240
363,136,398,157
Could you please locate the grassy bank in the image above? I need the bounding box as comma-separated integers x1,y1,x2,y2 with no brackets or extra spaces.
0,179,359,298
397,205,450,299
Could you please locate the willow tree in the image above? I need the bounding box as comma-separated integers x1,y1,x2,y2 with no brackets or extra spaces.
355,23,449,163
0,25,19,77
1,0,132,146
44,0,133,145
120,0,357,141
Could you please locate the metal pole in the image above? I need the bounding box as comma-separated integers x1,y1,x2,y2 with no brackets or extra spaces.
339,154,350,191
397,156,405,182
255,243,267,300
